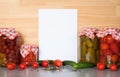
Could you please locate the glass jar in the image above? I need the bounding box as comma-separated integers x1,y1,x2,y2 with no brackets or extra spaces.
97,28,120,68
117,39,120,66
20,45,38,66
0,28,22,66
79,28,99,64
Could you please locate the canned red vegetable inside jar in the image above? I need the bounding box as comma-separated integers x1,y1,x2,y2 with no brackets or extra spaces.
97,28,120,68
0,28,22,66
20,45,38,66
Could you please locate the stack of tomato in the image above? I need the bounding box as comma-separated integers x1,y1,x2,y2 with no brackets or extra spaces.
96,28,120,71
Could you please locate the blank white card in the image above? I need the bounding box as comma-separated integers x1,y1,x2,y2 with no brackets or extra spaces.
38,9,78,62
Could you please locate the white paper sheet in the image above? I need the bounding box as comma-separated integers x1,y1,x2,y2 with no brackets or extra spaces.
38,9,78,62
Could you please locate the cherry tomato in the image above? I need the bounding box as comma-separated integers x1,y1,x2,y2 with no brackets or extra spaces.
110,43,119,54
100,43,109,50
7,63,16,70
100,50,104,56
106,35,114,44
19,63,26,70
97,62,105,71
54,59,62,67
100,56,107,64
111,55,118,63
32,62,39,68
116,40,120,45
110,64,118,71
104,49,112,56
42,60,49,67
100,37,106,43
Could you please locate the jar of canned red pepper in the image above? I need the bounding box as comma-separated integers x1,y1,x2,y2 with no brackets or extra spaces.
96,28,120,68
78,27,100,64
0,28,22,66
20,44,38,66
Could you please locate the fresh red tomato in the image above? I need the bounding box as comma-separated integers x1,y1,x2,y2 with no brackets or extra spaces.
110,64,118,71
106,35,115,44
97,62,105,71
19,63,26,70
54,59,62,67
32,62,39,68
42,60,49,67
7,63,16,70
100,43,109,50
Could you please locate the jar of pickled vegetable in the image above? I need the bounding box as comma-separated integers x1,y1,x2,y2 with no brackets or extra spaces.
96,28,120,68
20,45,38,66
0,28,22,66
78,27,99,64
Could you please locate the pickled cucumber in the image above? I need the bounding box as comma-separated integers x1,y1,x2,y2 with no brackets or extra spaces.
88,48,96,64
80,41,87,62
86,38,93,48
80,35,86,42
96,50,100,63
92,36,99,50
80,35,99,64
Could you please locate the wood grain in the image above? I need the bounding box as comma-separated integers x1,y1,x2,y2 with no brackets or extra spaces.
0,0,120,45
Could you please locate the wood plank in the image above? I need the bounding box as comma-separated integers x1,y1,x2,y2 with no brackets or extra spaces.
0,0,19,6
109,0,120,5
72,6,116,16
0,6,38,18
78,16,120,24
20,0,46,6
0,0,19,3
116,5,120,16
24,38,39,45
63,1,116,6
0,18,38,25
78,24,120,31
20,0,115,6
